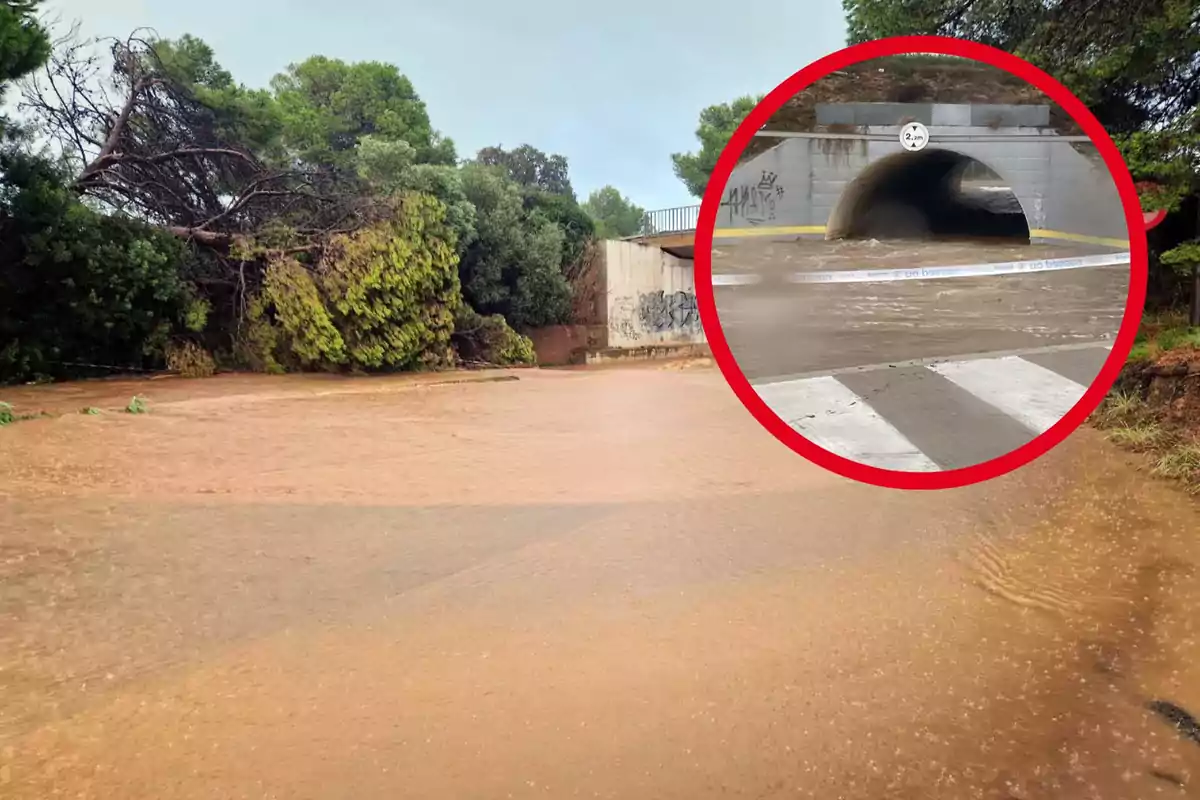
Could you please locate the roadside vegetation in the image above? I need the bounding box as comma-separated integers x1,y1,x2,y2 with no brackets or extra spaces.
1094,386,1200,491
673,0,1200,484
0,1,647,387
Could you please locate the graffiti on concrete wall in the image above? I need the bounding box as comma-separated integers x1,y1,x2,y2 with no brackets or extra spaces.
609,291,701,342
608,296,640,341
724,170,786,225
637,290,699,333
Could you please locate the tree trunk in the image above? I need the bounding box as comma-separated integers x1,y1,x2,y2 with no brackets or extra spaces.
1193,200,1200,326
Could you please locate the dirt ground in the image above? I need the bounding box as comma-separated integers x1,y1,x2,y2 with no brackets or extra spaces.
3,365,1200,798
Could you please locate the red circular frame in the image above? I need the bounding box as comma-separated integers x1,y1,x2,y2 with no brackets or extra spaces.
695,35,1148,491
1137,181,1170,230
1145,209,1168,230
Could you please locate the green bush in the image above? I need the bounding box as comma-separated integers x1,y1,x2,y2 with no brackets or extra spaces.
164,340,218,377
458,164,573,329
452,305,537,366
320,193,461,369
523,189,596,274
241,192,463,372
0,150,195,384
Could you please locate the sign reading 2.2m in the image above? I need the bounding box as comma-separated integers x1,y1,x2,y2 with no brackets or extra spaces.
899,122,930,152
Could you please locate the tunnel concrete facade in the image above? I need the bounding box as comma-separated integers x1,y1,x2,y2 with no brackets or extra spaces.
715,103,1128,245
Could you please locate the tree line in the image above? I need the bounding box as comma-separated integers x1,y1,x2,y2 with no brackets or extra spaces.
0,1,648,383
672,0,1200,314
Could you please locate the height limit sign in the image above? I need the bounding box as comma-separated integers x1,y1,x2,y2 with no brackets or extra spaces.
900,121,929,152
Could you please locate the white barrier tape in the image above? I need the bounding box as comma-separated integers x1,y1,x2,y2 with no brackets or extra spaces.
712,273,762,286
787,252,1130,285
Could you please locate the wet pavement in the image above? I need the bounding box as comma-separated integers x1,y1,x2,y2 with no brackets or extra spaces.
2,367,1200,798
712,238,1131,380
753,341,1114,471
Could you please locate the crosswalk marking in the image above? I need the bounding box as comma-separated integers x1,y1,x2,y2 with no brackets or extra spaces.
927,356,1088,434
752,344,1109,472
755,375,941,472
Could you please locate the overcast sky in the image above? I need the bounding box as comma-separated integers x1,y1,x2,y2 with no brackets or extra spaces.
33,0,846,210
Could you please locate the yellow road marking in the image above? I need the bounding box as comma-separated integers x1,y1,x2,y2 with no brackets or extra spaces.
712,225,827,238
1029,229,1130,248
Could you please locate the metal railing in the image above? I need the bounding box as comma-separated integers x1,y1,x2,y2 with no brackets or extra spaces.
638,205,701,236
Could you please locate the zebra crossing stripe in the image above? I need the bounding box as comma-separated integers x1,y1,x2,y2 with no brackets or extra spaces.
926,356,1088,434
754,375,940,472
752,347,1101,471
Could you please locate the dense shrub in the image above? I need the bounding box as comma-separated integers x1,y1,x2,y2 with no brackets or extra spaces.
0,151,196,384
4,28,627,385
523,190,596,273
452,305,537,366
458,164,572,329
239,192,462,372
164,340,217,377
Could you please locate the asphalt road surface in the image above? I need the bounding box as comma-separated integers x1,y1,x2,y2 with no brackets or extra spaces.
754,341,1111,470
712,238,1131,470
3,367,1200,799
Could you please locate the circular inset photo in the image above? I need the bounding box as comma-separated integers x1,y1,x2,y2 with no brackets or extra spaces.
694,36,1147,490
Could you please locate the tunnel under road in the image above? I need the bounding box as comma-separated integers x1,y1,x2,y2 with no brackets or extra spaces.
826,149,1031,243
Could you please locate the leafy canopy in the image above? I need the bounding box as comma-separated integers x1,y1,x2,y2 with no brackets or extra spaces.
583,185,648,238
458,164,572,329
272,56,457,172
0,149,196,383
0,0,49,87
475,144,574,197
671,95,763,198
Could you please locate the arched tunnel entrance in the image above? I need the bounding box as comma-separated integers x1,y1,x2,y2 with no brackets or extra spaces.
826,149,1031,243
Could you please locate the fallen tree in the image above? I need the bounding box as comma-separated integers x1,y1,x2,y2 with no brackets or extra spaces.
20,29,372,258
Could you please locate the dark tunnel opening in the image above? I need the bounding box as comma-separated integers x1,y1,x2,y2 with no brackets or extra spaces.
826,149,1031,243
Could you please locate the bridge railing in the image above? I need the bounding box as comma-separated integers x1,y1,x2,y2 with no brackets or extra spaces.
639,205,701,236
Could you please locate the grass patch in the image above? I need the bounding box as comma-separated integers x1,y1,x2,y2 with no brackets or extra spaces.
1127,339,1159,363
1130,310,1200,363
81,406,101,415
1106,422,1173,451
1093,389,1149,429
1153,441,1200,484
125,396,147,414
1101,321,1200,494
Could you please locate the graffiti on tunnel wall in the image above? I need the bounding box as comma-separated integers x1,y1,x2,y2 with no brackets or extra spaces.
724,170,786,225
608,296,639,340
608,291,700,341
638,290,699,333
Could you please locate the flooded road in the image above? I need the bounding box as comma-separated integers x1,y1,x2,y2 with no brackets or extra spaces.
712,238,1130,380
2,367,1199,798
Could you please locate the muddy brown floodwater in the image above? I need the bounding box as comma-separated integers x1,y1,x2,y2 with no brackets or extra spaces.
712,238,1131,379
2,366,1200,798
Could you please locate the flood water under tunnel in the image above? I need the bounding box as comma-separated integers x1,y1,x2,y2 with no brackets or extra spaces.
826,149,1031,243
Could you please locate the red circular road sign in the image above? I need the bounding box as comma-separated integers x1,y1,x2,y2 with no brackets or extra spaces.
1136,181,1169,230
694,35,1148,491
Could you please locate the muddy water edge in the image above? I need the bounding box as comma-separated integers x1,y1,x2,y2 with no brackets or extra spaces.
0,371,1199,797
947,441,1200,799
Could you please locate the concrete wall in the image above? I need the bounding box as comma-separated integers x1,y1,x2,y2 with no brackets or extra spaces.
527,325,607,366
602,240,705,349
1043,142,1126,240
716,127,1127,242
